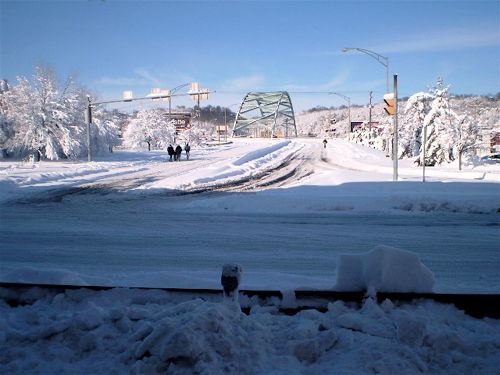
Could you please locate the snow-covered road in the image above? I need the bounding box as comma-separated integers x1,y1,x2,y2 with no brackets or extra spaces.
1,138,499,293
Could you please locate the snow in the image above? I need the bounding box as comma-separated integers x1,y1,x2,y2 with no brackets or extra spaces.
1,137,499,373
334,245,435,294
1,286,499,374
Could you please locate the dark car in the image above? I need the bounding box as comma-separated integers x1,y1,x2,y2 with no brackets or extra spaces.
481,153,500,164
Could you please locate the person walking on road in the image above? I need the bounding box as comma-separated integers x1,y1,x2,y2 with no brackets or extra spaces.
167,145,175,161
175,145,182,161
323,139,328,148
185,143,191,160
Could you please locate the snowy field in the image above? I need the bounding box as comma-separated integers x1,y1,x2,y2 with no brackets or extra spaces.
1,138,499,373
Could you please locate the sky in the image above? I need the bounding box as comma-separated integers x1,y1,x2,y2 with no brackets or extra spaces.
1,0,499,112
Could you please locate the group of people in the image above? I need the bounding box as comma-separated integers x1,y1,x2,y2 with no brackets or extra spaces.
167,143,191,161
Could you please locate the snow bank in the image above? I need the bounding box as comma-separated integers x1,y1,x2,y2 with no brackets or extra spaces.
334,245,435,294
233,140,291,166
192,140,297,185
1,287,498,374
3,267,88,286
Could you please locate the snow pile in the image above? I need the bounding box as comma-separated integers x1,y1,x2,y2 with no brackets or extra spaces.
1,287,499,374
334,245,435,294
3,267,88,286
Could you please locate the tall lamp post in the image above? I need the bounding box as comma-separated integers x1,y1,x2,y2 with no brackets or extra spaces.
341,47,390,93
328,92,351,134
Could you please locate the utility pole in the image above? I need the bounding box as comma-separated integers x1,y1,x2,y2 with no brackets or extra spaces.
393,74,398,182
422,125,427,182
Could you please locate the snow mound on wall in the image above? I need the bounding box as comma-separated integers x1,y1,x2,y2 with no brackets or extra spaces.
1,287,499,374
334,245,435,294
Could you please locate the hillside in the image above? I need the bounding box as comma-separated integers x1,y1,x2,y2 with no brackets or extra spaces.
295,95,500,139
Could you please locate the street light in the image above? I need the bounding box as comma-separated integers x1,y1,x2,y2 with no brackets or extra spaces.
328,92,351,134
341,47,390,93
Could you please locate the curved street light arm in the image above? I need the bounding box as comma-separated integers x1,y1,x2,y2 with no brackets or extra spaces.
342,47,390,93
327,92,350,103
342,47,388,67
170,82,190,95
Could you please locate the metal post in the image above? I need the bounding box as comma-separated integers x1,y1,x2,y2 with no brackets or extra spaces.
393,74,398,181
197,94,201,127
368,91,372,141
168,96,172,123
86,97,92,162
422,125,427,182
386,62,390,94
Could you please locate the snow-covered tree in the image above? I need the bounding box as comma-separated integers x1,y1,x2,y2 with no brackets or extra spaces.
178,125,206,145
400,92,433,158
0,66,119,161
416,79,459,166
88,104,121,154
4,66,85,160
123,108,175,150
0,113,9,158
454,115,479,170
349,122,377,147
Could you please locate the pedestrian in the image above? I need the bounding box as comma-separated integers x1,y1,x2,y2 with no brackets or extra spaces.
167,145,174,161
175,144,182,161
185,143,191,160
323,138,328,148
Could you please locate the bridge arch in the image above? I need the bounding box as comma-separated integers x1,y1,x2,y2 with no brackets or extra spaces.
231,91,297,138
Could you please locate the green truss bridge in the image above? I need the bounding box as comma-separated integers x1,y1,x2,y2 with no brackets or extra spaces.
232,91,297,138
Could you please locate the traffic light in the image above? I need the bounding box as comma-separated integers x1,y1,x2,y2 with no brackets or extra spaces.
384,93,395,116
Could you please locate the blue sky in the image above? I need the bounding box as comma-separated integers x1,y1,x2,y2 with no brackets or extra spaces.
1,0,498,112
